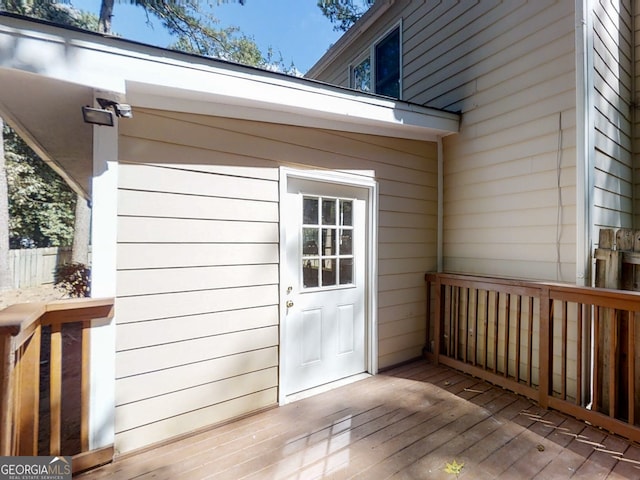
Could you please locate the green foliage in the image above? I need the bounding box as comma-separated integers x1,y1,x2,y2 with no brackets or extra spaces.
317,0,374,32
4,125,76,247
444,459,464,479
166,8,263,66
0,0,100,30
55,262,91,297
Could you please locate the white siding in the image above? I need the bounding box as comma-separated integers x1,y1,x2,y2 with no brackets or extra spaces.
592,0,634,236
310,0,578,282
115,109,438,452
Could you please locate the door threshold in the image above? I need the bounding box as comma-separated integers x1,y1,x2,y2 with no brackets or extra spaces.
284,373,371,404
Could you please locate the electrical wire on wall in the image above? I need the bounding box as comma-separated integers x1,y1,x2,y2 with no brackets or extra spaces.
556,111,564,281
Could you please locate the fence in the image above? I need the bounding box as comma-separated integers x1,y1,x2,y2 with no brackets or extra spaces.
8,247,72,289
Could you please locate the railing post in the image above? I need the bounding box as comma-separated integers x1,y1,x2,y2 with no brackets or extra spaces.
539,286,552,409
0,333,15,455
423,274,431,357
433,276,443,365
16,326,41,455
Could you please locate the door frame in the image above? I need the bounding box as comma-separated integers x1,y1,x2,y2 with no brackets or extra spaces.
278,167,378,404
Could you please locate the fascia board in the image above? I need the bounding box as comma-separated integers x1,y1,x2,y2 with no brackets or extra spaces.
0,15,459,139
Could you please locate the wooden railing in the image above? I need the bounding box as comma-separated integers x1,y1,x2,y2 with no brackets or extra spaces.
0,298,113,472
425,273,640,443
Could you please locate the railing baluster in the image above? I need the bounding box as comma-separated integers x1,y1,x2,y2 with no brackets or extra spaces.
539,287,551,409
609,308,617,418
527,296,533,387
515,295,521,383
561,301,567,401
463,287,469,364
424,276,432,354
493,292,499,373
503,293,511,378
628,311,635,425
433,279,442,364
453,287,459,359
593,306,600,412
444,285,451,357
81,321,91,451
472,288,478,366
484,290,489,370
576,303,583,406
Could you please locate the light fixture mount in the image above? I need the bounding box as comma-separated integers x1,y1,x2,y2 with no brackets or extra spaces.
82,97,133,126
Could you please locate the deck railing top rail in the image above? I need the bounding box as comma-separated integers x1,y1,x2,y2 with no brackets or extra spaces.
0,297,114,470
0,298,114,348
425,272,640,311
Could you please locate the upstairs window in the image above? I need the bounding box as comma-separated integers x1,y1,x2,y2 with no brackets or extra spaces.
350,24,401,98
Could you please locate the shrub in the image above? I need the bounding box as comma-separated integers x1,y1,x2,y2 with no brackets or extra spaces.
55,262,91,298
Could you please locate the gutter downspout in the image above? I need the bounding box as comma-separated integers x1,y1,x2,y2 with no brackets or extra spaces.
576,0,595,412
437,136,444,273
575,0,594,287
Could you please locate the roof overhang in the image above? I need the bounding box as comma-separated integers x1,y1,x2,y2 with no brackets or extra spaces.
0,14,459,197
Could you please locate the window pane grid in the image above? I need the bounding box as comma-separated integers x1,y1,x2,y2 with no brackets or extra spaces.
302,195,354,289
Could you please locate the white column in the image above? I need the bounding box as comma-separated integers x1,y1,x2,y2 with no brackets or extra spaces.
88,117,118,451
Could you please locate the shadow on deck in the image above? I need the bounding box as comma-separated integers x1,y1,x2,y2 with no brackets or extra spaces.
77,360,640,479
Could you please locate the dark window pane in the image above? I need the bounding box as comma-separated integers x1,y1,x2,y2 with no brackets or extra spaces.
375,27,400,98
352,56,371,92
322,259,337,286
340,258,353,285
303,259,319,288
303,197,319,225
322,228,336,256
322,199,336,225
303,228,319,254
340,200,353,226
340,230,353,255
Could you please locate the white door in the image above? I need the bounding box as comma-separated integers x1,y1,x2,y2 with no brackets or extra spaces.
282,176,369,396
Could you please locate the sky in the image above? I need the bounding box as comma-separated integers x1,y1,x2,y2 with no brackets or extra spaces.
69,1,344,74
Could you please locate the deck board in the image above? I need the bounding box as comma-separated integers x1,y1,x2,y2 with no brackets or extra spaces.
77,360,640,479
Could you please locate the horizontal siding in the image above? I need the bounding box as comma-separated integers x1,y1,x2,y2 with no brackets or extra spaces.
117,243,278,270
115,389,277,454
116,347,279,404
116,285,278,324
117,305,278,351
116,264,278,297
592,0,634,236
419,0,577,281
115,368,278,434
115,109,438,452
309,0,579,282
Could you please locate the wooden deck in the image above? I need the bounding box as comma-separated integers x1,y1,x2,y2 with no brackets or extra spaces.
77,360,640,479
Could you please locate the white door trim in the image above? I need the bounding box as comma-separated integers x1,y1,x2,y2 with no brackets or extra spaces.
278,167,378,405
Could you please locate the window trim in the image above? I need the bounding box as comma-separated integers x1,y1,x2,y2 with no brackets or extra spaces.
348,20,403,99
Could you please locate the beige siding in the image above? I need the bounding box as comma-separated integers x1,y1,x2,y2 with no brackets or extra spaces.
593,0,634,236
311,0,577,282
115,109,438,453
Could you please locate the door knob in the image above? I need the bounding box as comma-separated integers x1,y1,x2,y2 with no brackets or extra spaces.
286,300,294,308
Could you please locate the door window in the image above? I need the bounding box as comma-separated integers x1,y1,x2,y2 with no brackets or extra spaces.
302,196,354,289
